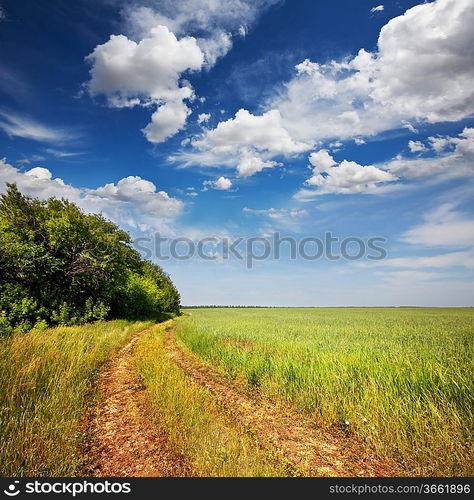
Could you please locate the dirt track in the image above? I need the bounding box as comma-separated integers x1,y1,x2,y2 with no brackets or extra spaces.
82,320,397,477
164,324,398,477
81,323,191,477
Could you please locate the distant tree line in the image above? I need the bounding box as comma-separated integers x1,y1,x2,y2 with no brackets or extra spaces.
183,305,275,308
0,184,180,335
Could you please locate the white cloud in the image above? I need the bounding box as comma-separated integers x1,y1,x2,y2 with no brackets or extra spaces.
143,99,192,143
370,5,384,13
203,176,233,191
243,207,307,219
402,203,474,248
370,0,474,123
408,140,427,153
86,27,203,106
86,26,203,144
377,270,448,285
383,128,474,181
124,1,279,52
0,159,183,231
268,0,474,145
0,111,76,144
298,128,474,199
25,167,53,181
308,149,337,173
86,0,280,144
358,250,474,270
173,108,311,176
195,109,311,155
44,148,85,158
197,30,233,66
197,113,211,124
428,136,451,153
299,150,396,196
237,149,279,178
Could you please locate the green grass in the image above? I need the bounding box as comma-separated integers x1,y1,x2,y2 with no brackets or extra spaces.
135,323,286,477
0,319,154,477
179,308,474,476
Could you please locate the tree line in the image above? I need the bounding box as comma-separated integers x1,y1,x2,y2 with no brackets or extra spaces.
0,184,180,335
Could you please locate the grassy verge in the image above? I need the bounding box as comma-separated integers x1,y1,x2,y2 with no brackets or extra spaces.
0,319,155,476
135,323,286,477
178,308,474,476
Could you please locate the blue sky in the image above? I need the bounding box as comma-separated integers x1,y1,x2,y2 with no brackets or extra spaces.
1,0,473,306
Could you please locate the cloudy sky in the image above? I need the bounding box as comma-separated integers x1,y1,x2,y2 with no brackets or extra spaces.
1,0,473,306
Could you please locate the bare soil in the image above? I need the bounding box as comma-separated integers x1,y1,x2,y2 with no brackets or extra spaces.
81,323,191,477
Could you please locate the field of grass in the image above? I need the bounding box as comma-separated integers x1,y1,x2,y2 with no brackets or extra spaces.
0,319,155,476
178,308,474,476
135,322,285,477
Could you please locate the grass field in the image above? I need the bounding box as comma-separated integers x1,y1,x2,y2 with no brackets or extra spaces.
135,322,285,476
0,319,155,476
178,308,474,476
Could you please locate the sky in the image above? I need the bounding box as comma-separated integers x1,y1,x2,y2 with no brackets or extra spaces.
0,0,473,306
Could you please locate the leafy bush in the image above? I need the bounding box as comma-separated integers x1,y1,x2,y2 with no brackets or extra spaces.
0,184,180,333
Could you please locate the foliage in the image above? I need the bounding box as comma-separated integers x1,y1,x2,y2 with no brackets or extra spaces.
0,184,180,334
179,307,474,476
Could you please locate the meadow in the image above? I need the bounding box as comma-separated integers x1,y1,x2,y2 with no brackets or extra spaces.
0,319,155,476
178,308,474,476
135,322,285,476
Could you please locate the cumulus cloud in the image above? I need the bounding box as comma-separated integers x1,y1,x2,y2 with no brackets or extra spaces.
308,149,337,173
195,109,311,155
86,0,280,144
197,113,211,124
203,176,233,191
86,26,203,144
383,128,474,181
172,108,311,176
86,26,203,105
0,159,183,231
142,99,192,143
299,150,396,196
237,149,280,178
267,0,474,145
408,140,427,153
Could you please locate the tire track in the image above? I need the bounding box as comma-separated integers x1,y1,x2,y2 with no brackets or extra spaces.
81,322,192,477
164,324,398,477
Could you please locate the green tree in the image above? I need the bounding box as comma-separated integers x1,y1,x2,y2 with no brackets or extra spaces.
0,184,180,334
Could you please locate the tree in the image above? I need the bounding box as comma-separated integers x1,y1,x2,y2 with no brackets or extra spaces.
0,184,180,334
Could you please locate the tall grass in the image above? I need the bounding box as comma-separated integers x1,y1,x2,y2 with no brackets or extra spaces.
179,308,474,476
0,320,154,476
135,324,285,477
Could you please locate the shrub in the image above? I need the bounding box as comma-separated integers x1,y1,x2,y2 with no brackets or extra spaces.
0,184,180,333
